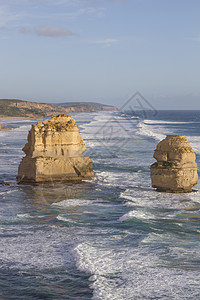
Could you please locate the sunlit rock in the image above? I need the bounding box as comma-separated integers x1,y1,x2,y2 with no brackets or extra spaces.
151,135,198,193
17,114,94,183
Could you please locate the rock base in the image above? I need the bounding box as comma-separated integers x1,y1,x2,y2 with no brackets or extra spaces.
155,188,197,193
17,156,94,183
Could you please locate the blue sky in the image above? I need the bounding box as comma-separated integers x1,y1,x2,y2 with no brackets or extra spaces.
0,0,200,109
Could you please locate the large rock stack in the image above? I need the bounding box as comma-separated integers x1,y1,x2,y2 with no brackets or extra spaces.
151,135,198,193
17,114,94,183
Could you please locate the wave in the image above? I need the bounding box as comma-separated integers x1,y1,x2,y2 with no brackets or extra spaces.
73,240,200,300
52,198,96,208
0,224,72,271
144,119,199,125
56,215,77,223
13,125,31,132
136,121,165,141
96,171,143,189
136,119,200,154
80,112,137,145
0,131,6,137
119,210,156,222
120,113,139,120
120,188,200,208
2,119,37,124
187,136,200,154
0,189,18,196
17,213,33,219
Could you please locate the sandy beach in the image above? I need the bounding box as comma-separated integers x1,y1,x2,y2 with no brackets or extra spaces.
0,116,36,130
0,125,12,131
0,116,34,121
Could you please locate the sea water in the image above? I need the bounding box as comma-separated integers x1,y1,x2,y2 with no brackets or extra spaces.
0,111,200,299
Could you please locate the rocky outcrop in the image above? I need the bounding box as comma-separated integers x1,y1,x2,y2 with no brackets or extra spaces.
56,102,118,112
151,135,198,193
17,114,94,183
0,124,12,131
0,99,118,119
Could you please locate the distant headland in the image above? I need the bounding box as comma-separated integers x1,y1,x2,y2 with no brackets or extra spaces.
0,99,118,119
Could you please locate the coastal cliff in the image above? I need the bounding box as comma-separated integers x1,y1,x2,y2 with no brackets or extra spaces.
0,99,117,119
151,135,198,193
17,114,94,183
56,102,118,112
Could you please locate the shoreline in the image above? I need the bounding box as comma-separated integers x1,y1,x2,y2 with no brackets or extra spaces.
0,116,35,121
0,116,33,130
0,127,12,131
0,124,13,131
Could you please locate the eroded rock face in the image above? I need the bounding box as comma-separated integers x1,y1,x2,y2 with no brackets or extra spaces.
17,114,94,183
151,135,198,193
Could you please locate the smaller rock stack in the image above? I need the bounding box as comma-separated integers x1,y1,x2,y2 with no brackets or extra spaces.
17,114,94,183
151,135,198,193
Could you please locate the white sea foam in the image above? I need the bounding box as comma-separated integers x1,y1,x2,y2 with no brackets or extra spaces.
0,225,74,271
0,131,6,137
119,210,156,222
96,170,142,189
0,191,6,195
0,189,18,195
137,120,200,155
13,125,31,132
17,213,32,219
80,112,136,144
144,119,198,125
2,119,35,124
120,188,200,210
74,241,200,300
136,121,166,141
56,215,77,223
187,136,200,154
52,199,96,208
6,189,18,194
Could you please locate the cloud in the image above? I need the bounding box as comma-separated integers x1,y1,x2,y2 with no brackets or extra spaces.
19,25,75,37
34,26,74,37
20,27,32,34
93,38,119,47
29,7,105,21
0,5,22,27
187,37,200,42
28,0,75,4
56,7,105,19
0,26,7,30
27,0,120,5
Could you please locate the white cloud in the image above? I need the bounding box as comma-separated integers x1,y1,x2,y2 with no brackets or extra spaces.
30,7,105,22
20,27,32,34
187,37,200,42
34,26,74,37
93,38,119,47
27,0,113,5
56,7,105,19
0,5,22,27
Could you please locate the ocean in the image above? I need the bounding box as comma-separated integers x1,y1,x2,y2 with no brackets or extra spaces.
0,110,200,299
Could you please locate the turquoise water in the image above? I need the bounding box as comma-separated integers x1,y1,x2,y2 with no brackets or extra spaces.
0,111,200,299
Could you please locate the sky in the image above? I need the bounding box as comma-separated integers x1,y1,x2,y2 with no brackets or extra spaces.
0,0,200,109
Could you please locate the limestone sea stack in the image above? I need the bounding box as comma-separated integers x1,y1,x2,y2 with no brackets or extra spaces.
151,135,198,193
17,114,94,183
